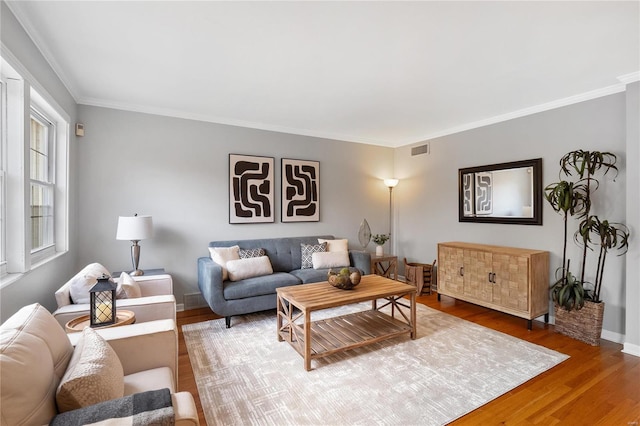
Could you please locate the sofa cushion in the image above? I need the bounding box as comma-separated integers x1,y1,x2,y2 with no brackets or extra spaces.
209,245,240,280
226,256,274,281
239,248,266,259
118,271,141,298
68,263,112,304
312,251,350,269
56,327,125,412
300,242,326,269
0,303,74,426
223,272,301,300
318,238,348,252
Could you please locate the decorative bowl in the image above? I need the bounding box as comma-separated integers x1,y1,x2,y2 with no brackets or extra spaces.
328,269,361,290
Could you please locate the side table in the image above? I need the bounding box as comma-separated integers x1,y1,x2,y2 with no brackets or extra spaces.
111,268,166,277
370,254,398,280
65,310,136,333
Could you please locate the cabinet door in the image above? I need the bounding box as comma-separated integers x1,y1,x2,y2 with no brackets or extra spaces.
463,250,493,302
438,246,464,294
491,253,529,312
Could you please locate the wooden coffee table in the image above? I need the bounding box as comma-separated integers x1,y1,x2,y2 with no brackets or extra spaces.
65,310,136,333
276,274,416,370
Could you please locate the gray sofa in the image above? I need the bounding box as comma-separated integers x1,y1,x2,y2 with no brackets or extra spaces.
197,235,371,327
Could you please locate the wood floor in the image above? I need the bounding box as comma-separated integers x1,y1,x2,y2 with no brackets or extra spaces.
177,293,640,426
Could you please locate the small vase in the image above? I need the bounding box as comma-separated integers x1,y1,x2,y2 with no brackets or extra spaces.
376,245,384,256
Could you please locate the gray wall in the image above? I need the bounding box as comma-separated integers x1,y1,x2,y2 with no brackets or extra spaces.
0,2,79,321
393,93,630,341
75,105,394,307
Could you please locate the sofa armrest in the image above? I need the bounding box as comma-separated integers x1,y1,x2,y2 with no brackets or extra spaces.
53,295,176,327
197,257,225,314
67,319,178,388
350,250,371,274
136,274,173,296
173,391,200,426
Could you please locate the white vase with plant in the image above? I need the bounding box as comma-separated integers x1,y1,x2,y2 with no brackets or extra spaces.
371,233,390,256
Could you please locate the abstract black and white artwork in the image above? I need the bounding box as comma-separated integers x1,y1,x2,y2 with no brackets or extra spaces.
462,173,474,216
229,154,274,224
475,172,493,215
281,158,320,222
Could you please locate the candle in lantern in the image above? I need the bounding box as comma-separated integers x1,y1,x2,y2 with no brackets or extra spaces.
95,302,112,323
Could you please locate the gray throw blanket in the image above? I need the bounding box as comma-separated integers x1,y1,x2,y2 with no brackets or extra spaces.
50,388,174,426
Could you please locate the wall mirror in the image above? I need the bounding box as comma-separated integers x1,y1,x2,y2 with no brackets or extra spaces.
458,158,543,225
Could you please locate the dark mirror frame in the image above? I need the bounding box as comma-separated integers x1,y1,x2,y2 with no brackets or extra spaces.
458,158,543,225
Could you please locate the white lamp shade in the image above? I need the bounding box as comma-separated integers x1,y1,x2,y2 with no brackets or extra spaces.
116,215,153,241
384,178,399,188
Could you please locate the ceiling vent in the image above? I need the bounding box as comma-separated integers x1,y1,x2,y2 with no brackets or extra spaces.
411,143,430,156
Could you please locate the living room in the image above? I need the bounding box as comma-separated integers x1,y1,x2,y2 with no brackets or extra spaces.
1,1,639,424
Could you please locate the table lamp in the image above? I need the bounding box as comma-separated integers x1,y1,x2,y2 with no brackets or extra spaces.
116,214,153,276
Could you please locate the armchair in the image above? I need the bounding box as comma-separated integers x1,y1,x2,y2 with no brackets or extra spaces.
0,303,199,426
53,273,177,327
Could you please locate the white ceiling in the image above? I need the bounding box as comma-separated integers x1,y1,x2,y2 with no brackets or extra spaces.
5,1,639,147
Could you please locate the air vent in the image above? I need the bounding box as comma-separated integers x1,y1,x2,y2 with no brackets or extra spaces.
183,292,208,310
411,143,430,156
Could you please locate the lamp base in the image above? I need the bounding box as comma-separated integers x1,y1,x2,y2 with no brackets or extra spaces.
130,269,144,276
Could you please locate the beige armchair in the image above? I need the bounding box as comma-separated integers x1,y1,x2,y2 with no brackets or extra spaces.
0,303,199,426
53,273,177,327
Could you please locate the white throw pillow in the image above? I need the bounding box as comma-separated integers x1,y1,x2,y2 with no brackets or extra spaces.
226,256,274,281
68,263,112,304
208,245,240,281
56,327,124,412
118,272,141,299
318,238,349,253
312,251,351,269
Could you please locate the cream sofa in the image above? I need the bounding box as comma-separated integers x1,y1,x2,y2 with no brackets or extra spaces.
53,273,177,327
0,303,199,426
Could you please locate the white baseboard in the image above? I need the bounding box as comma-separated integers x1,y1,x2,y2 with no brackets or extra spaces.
622,342,640,357
600,329,624,345
176,303,184,312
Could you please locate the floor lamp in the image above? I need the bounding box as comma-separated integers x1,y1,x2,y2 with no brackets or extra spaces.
383,178,399,253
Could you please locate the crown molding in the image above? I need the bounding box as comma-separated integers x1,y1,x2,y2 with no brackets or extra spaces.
618,71,640,85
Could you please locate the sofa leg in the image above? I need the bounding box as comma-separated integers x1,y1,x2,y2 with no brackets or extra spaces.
225,316,231,328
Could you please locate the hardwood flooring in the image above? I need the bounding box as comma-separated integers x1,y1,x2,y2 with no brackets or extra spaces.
177,293,640,426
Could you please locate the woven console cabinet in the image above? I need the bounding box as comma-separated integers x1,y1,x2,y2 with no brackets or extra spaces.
554,301,604,346
437,242,549,330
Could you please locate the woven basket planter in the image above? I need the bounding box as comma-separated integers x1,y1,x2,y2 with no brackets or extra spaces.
554,300,604,346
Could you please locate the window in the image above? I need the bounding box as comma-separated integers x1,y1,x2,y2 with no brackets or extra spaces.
1,53,69,283
0,80,6,276
30,109,55,256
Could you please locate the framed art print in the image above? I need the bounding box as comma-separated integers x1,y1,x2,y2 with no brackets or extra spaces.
229,154,274,223
281,158,320,222
475,172,493,215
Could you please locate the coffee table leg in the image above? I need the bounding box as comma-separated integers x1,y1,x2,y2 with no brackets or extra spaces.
410,291,417,339
276,295,283,342
304,310,312,371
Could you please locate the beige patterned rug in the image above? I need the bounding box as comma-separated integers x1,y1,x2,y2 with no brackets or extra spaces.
183,302,568,425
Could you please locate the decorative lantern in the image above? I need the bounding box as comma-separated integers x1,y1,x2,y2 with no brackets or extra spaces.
89,274,117,327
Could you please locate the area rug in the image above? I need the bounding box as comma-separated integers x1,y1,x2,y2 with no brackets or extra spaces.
183,303,568,426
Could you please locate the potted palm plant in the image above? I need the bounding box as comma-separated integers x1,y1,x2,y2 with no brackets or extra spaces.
545,150,630,345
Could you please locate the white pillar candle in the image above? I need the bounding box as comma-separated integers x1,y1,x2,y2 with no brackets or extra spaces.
96,302,112,322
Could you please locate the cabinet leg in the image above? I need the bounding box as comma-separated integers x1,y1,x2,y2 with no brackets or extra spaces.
527,319,532,330
544,313,549,323
437,293,441,302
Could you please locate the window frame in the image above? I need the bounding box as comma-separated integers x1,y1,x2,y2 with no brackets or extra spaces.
0,51,70,284
29,106,56,262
